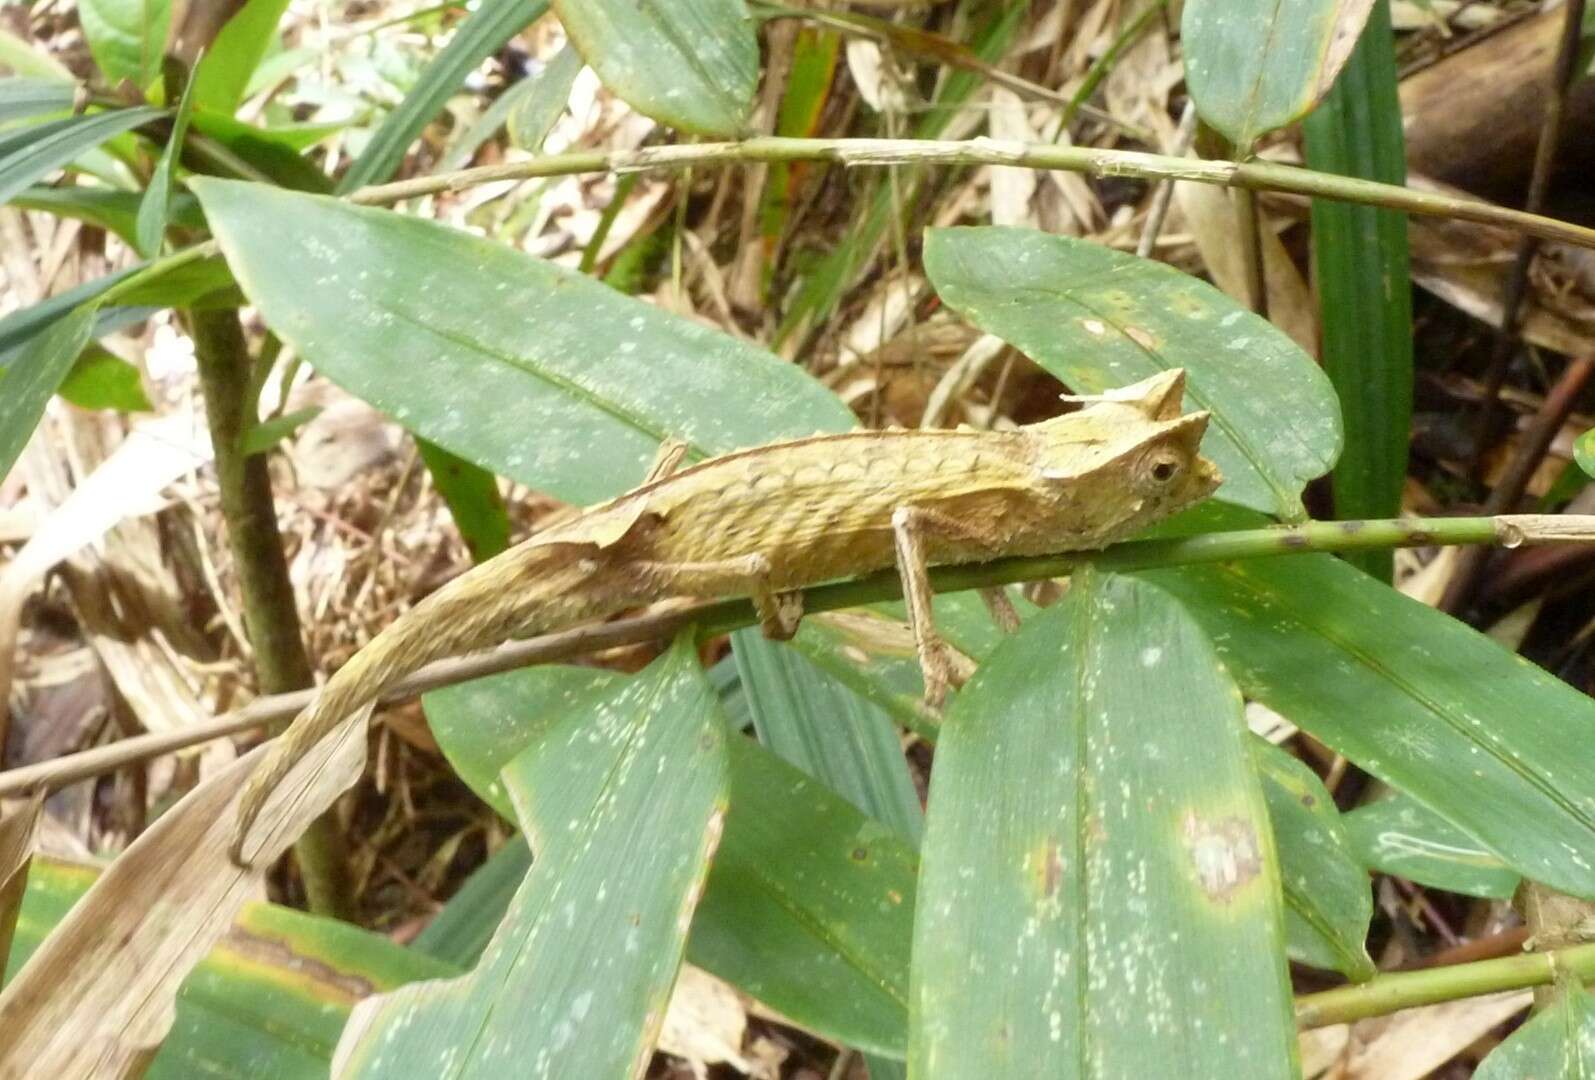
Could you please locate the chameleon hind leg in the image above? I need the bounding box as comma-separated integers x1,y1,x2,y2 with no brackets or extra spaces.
641,553,805,639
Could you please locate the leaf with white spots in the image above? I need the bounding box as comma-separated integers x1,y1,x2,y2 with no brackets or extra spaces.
1140,512,1595,900
191,179,854,506
554,0,758,136
424,666,919,1058
1254,742,1375,980
910,570,1299,1076
1183,0,1377,150
1474,980,1595,1079
335,638,728,1077
925,226,1342,521
1341,792,1520,900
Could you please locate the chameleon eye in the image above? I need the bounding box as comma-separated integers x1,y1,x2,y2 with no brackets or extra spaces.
1150,457,1180,482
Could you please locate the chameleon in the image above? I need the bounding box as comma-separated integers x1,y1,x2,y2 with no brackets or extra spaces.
229,367,1220,864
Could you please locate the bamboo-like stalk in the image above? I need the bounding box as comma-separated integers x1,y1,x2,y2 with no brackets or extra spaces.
344,136,1595,250
1296,939,1595,1028
2,513,1585,798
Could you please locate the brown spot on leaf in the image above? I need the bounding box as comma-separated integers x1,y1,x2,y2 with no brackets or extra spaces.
1182,813,1263,902
1034,839,1064,899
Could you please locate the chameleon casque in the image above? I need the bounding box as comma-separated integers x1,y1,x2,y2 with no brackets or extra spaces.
230,368,1220,863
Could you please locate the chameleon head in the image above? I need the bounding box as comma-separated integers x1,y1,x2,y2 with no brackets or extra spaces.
1028,368,1222,542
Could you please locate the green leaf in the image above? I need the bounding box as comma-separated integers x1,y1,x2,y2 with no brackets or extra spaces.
1303,0,1412,581
10,857,455,1078
11,185,203,247
78,0,172,91
1341,792,1520,899
241,405,321,456
135,65,198,257
438,43,579,170
336,0,549,193
414,438,510,562
425,667,918,1057
924,226,1343,520
0,305,95,484
411,838,532,968
0,78,75,125
56,344,152,412
186,110,334,192
1576,428,1595,479
732,628,922,843
1474,979,1591,1079
0,270,139,363
554,0,757,136
1183,0,1376,150
910,570,1298,1075
0,107,163,208
1140,528,1595,900
507,43,582,152
339,638,727,1078
1254,742,1375,980
192,179,855,504
192,0,293,114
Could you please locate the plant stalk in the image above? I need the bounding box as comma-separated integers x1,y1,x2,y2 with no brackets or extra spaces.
346,136,1595,250
188,308,352,919
4,513,1588,797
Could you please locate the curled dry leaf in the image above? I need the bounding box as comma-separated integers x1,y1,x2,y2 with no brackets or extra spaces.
0,709,368,1077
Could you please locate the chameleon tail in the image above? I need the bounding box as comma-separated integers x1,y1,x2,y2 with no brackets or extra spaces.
228,544,627,866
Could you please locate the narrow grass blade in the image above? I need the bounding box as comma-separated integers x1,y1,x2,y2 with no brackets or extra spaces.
0,306,95,484
1303,0,1412,581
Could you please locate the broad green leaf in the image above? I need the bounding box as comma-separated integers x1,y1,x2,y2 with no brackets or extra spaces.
338,639,727,1078
1183,0,1375,149
0,306,95,483
411,838,532,969
186,110,333,192
910,571,1298,1076
1254,742,1375,980
1576,428,1595,479
1141,544,1595,900
336,0,549,193
11,185,202,247
79,0,172,91
0,78,75,125
1303,0,1411,581
425,667,918,1057
508,43,582,151
1474,979,1590,1079
56,344,153,412
135,65,198,256
924,226,1342,520
415,439,511,562
193,179,855,504
0,107,163,207
1341,792,1520,899
439,43,580,169
554,0,757,136
10,857,455,1078
241,405,321,456
192,0,293,114
732,628,922,843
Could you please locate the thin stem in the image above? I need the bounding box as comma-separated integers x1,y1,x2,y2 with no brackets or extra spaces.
4,513,1588,797
189,309,352,919
1296,940,1595,1029
345,136,1595,250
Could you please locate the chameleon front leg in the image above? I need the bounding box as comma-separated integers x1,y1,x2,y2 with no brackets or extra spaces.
642,553,805,639
890,507,963,710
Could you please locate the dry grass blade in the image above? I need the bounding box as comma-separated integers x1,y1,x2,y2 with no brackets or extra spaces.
0,707,368,1077
0,789,44,988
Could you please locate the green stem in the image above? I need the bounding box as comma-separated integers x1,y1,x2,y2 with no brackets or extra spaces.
189,309,353,920
346,136,1595,250
1296,941,1595,1029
